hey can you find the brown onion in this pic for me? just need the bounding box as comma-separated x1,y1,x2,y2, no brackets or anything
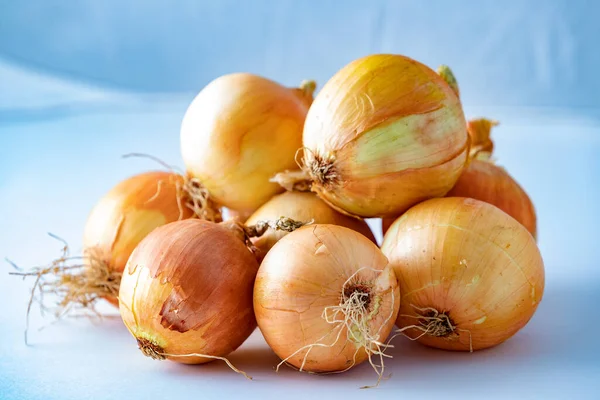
254,225,399,386
181,73,315,213
245,191,375,257
119,219,258,367
274,54,469,218
381,197,544,351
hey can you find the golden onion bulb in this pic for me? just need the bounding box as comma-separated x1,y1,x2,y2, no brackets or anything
119,219,258,364
287,54,469,218
381,197,544,351
245,191,375,257
181,73,315,213
254,225,399,382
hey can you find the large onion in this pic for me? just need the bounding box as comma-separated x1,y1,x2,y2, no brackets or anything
181,73,315,213
119,219,258,366
381,197,544,351
245,191,375,257
275,54,469,218
254,225,399,386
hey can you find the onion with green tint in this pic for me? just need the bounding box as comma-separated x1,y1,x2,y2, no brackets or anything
274,54,469,218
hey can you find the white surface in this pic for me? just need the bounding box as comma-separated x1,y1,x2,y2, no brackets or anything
1,63,600,399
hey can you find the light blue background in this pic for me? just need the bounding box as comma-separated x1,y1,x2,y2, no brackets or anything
1,1,599,399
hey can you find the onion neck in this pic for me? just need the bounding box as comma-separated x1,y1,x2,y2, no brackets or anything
292,80,317,108
437,65,460,98
271,170,313,192
467,118,499,159
220,217,310,260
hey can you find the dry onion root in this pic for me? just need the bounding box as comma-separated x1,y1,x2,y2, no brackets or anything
118,217,308,378
181,73,316,214
381,197,544,351
11,171,221,338
245,191,376,258
273,54,469,218
254,225,400,388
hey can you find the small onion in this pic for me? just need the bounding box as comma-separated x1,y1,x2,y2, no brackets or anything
119,219,258,367
245,191,375,257
274,54,469,218
181,73,315,213
381,197,544,351
254,225,399,385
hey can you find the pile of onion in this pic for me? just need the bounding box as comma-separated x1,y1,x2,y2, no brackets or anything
274,54,469,218
12,171,217,326
119,217,305,376
254,224,399,387
245,191,375,257
181,73,316,214
381,197,544,351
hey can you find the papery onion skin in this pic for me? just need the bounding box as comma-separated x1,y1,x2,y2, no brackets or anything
119,219,258,364
381,197,544,351
302,54,469,218
83,171,193,303
181,73,314,213
446,160,537,237
254,224,400,373
245,191,376,256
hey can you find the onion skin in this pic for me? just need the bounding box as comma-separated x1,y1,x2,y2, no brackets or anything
119,219,258,364
254,225,399,373
181,73,313,213
83,171,192,303
302,54,469,218
381,197,544,351
446,160,537,237
467,118,498,156
245,191,376,256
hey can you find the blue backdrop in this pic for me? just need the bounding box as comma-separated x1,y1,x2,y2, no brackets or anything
1,0,599,109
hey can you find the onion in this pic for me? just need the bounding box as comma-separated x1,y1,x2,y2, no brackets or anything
446,159,537,237
245,191,375,257
254,224,399,387
181,73,315,213
381,197,544,351
273,54,469,218
119,217,305,376
119,219,256,371
12,171,207,327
